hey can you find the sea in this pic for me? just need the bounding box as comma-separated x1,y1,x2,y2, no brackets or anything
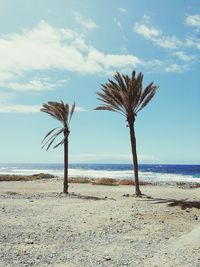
0,163,200,183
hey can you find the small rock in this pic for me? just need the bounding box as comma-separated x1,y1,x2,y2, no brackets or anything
104,256,111,261
193,215,198,220
25,238,34,244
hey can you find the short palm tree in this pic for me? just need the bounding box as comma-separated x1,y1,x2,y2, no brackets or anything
95,71,158,196
41,101,75,194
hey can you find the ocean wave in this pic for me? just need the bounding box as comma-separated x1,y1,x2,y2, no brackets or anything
0,167,199,183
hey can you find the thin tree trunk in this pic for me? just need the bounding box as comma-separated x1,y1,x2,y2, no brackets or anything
63,133,69,194
129,123,142,196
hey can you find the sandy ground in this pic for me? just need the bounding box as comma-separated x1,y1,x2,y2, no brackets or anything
0,178,199,267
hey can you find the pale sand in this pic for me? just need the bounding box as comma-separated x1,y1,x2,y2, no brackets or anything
0,178,199,267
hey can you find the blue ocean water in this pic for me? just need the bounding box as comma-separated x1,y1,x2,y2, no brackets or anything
0,163,200,183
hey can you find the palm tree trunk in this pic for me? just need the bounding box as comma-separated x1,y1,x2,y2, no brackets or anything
129,122,142,196
63,133,69,194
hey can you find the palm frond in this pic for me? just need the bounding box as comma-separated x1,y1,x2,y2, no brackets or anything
97,91,126,115
41,128,64,150
114,72,127,92
41,127,59,144
41,100,75,151
136,85,158,113
95,70,158,124
95,106,117,112
53,133,69,149
69,102,76,123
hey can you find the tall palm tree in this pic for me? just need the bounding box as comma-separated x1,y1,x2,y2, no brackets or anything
95,71,158,196
41,101,75,194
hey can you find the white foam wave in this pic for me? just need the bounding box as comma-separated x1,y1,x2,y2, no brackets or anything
68,169,200,183
0,167,199,183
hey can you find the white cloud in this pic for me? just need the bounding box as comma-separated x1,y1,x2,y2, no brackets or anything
175,51,195,62
0,104,41,113
114,18,128,43
154,36,181,49
145,59,162,67
3,77,69,91
133,23,160,38
74,12,97,30
143,14,151,23
75,106,87,112
165,63,187,73
185,38,200,50
0,91,16,102
87,48,141,72
0,104,86,113
115,19,122,30
185,14,200,27
133,22,182,49
119,8,127,14
0,20,142,90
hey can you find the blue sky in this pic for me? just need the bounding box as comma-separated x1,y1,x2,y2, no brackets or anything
0,0,199,164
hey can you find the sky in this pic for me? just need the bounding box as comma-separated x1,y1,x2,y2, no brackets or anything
0,0,199,164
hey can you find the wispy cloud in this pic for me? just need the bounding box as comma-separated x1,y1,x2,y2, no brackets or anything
165,63,187,73
143,14,151,23
185,14,200,28
2,77,69,91
0,104,86,113
133,23,160,38
134,14,200,53
0,104,41,113
0,92,16,102
0,20,142,91
133,22,182,49
174,51,196,62
154,36,182,49
74,12,97,30
185,37,200,50
118,8,127,14
114,18,123,30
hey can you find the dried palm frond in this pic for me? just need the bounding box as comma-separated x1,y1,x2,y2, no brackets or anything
41,101,75,150
95,71,158,124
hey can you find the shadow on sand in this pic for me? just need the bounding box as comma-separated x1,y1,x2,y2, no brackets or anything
143,196,200,210
69,192,116,201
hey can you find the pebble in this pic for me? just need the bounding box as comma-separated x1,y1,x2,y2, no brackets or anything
25,239,34,244
193,215,198,220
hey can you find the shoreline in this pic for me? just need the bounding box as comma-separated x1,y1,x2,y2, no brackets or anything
0,173,200,189
1,163,200,184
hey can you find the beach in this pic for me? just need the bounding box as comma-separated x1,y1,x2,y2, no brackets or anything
0,178,199,267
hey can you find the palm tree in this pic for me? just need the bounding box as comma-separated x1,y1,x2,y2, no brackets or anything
95,71,158,196
41,101,75,194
